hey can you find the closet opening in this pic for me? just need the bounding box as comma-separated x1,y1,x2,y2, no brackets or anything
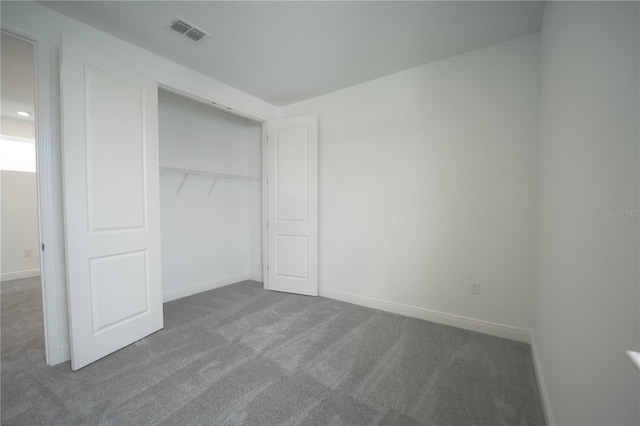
157,88,265,302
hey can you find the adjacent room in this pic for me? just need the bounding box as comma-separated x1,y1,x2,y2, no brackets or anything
0,31,46,413
1,1,638,425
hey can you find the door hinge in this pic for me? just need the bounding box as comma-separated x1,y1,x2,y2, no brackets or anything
41,243,45,251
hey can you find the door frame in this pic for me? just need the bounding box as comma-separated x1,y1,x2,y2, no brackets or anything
1,25,66,365
261,122,270,290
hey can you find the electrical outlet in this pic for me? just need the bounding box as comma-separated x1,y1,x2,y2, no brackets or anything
23,249,32,258
469,281,480,295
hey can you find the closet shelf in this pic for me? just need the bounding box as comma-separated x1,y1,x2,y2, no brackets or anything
159,166,261,195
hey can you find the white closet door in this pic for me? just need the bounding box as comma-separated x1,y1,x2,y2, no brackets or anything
61,36,163,370
266,116,318,296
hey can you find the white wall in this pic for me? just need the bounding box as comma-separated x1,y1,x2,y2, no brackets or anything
1,170,41,281
534,2,640,425
0,116,40,281
2,117,35,139
159,91,262,301
282,34,539,335
1,0,279,364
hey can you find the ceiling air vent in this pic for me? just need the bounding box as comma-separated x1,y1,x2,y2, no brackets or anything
169,17,209,42
185,27,207,42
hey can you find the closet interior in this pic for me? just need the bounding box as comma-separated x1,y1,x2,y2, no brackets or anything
158,89,263,301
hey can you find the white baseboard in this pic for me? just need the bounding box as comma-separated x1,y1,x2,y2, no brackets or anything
530,334,555,426
319,287,531,343
163,273,252,302
1,268,41,282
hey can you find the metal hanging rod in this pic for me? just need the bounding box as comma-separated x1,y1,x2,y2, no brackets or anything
159,166,261,195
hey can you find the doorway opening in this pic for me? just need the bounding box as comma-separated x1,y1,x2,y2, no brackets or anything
0,32,45,365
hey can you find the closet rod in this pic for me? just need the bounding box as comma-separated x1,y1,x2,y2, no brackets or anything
159,166,261,182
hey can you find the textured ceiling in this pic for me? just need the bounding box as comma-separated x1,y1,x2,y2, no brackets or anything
1,32,35,122
41,1,544,107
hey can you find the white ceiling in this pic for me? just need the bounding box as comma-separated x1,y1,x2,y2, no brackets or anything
41,1,544,107
1,32,35,122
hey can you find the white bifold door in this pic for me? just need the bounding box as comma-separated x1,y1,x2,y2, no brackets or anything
266,116,319,296
61,36,163,370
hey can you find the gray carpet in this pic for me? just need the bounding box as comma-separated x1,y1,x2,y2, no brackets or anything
1,277,545,425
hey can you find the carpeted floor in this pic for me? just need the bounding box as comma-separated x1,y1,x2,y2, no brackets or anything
1,277,545,425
